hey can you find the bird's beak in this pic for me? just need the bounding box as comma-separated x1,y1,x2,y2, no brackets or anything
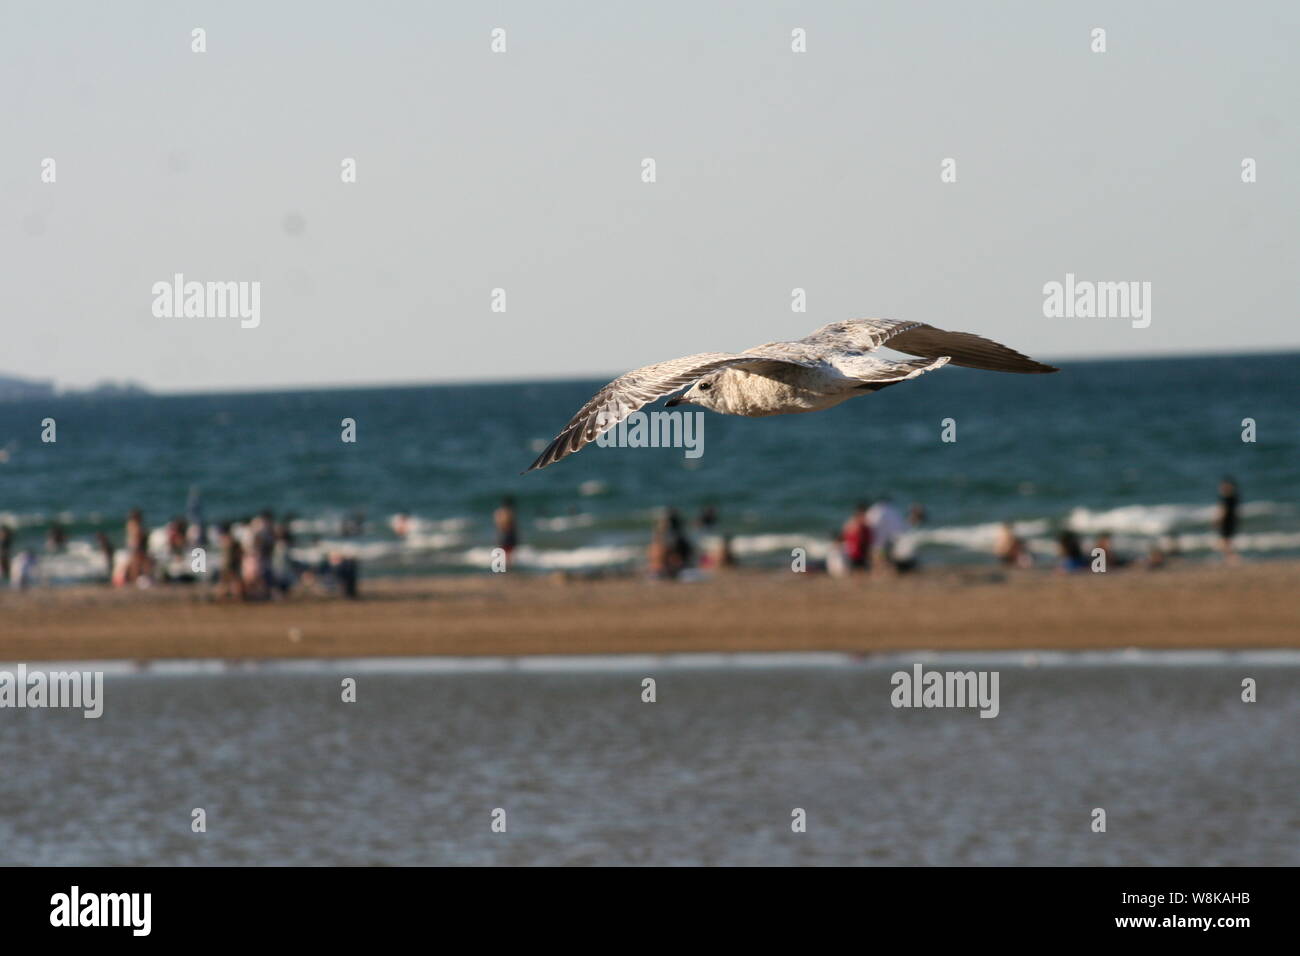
665,395,685,408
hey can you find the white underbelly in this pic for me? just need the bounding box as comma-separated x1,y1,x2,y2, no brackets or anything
724,368,856,416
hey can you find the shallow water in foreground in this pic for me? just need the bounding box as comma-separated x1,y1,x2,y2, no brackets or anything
2,659,1296,866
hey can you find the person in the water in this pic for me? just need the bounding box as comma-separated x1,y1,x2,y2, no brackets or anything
1216,476,1240,564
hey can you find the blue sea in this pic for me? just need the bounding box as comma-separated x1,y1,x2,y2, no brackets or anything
0,353,1295,582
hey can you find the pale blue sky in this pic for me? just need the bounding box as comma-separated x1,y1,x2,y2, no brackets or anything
3,1,1298,391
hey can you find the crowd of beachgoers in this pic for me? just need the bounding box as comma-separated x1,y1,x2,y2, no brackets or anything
0,478,1246,598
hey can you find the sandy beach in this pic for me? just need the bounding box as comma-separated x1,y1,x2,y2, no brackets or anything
1,561,1296,661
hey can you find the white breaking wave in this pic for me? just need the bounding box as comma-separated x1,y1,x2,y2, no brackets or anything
21,540,114,584
533,513,597,532
290,540,409,564
458,544,641,571
727,534,832,559
402,515,471,534
1156,530,1300,554
1065,501,1285,536
0,511,52,529
913,519,1052,552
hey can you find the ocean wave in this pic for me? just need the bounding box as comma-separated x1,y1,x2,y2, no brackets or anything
0,511,52,529
457,544,641,571
1065,501,1285,535
533,513,597,532
9,499,1299,584
727,533,832,559
21,540,113,583
914,520,1052,551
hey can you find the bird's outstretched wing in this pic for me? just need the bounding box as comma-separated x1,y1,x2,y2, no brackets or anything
526,349,819,472
830,354,951,387
801,318,1058,374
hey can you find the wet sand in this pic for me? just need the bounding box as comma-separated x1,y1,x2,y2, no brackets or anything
2,560,1296,661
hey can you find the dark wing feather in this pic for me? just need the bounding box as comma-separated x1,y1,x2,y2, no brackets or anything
802,318,1058,374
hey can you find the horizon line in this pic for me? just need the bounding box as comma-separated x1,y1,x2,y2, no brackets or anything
10,345,1298,399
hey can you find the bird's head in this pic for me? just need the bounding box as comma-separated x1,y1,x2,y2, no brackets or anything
665,373,725,411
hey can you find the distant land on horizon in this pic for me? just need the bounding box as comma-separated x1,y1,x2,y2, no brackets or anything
0,372,149,402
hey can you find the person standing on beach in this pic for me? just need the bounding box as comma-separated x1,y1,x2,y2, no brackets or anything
164,516,187,579
255,510,276,592
1216,477,1240,564
10,549,37,590
122,508,153,585
1093,533,1126,570
994,522,1032,568
217,524,245,600
1056,530,1087,572
697,504,718,534
95,532,115,582
186,486,208,550
125,508,146,553
666,509,693,574
494,496,519,569
696,503,722,567
271,520,297,594
648,508,693,579
0,525,12,582
892,503,927,573
840,502,872,572
46,521,66,553
867,497,906,574
238,514,273,599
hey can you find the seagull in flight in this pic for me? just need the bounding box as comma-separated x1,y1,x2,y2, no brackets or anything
526,318,1058,471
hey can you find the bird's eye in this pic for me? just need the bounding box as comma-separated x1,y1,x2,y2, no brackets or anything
699,382,711,391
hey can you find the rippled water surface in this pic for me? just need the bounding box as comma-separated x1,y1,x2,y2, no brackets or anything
2,660,1296,865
